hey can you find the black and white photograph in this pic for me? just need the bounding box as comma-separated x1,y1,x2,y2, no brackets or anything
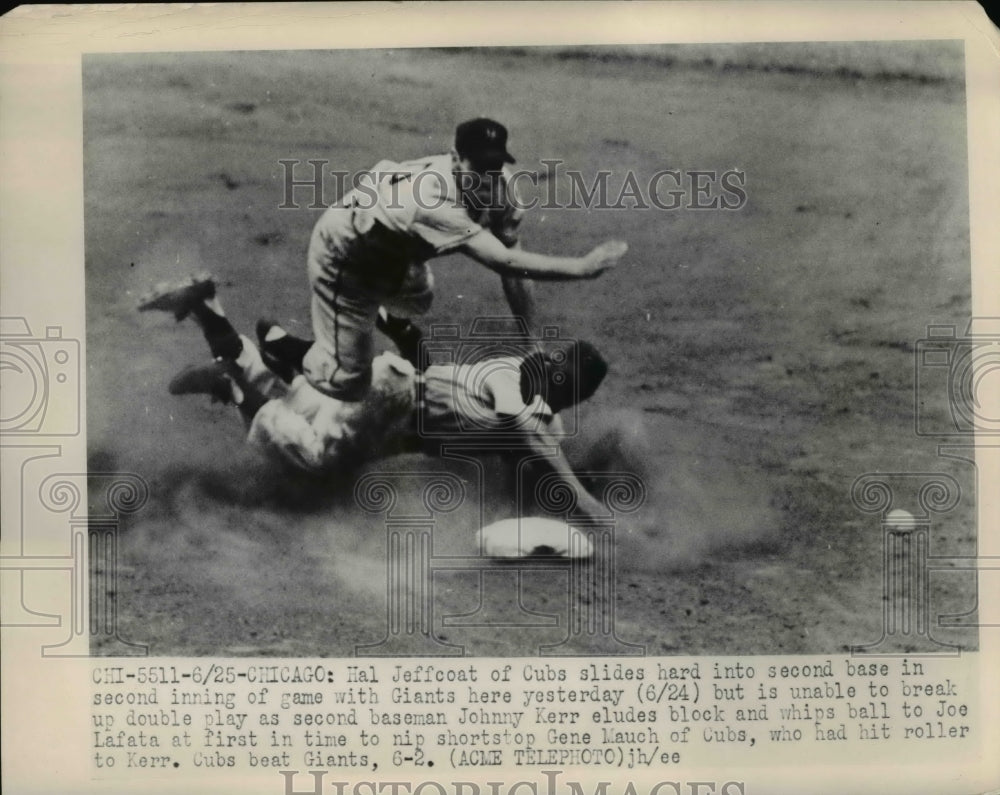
81,40,978,657
2,4,999,794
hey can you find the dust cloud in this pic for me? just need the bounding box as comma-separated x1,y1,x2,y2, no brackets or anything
564,410,783,570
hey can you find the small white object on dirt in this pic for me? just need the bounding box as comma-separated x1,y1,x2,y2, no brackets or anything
885,509,918,531
479,517,593,558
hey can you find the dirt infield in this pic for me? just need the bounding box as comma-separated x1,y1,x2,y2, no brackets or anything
84,43,976,657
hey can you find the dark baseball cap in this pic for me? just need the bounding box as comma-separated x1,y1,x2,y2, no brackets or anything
519,340,608,412
455,118,516,166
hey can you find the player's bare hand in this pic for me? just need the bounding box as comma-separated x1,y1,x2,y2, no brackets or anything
583,240,628,277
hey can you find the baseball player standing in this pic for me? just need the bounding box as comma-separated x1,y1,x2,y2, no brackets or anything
299,117,627,402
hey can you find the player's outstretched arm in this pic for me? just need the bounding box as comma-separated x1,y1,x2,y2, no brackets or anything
460,230,627,281
522,425,607,523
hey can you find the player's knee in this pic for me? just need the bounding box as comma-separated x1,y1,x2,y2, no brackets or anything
313,366,373,403
302,347,373,403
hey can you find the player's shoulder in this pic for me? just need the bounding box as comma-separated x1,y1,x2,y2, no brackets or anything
368,157,403,173
398,153,457,205
393,153,452,178
358,154,452,191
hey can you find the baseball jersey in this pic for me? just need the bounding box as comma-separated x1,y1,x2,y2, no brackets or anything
420,355,553,435
332,155,479,294
317,155,525,297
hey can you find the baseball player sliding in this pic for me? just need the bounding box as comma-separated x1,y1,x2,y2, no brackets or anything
138,278,610,523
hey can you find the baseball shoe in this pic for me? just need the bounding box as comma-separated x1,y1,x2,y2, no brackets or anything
376,310,423,367
256,318,304,383
168,359,239,404
137,272,216,321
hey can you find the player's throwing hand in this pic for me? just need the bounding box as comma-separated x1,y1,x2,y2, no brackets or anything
583,240,629,278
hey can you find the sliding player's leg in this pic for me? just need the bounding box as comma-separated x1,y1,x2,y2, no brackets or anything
137,273,243,360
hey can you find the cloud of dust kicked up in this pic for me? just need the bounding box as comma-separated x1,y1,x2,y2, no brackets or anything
114,405,782,650
562,409,784,571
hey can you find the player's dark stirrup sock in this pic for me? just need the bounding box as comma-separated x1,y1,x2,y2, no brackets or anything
255,320,311,382
376,311,423,367
191,303,244,360
263,335,311,371
233,378,268,423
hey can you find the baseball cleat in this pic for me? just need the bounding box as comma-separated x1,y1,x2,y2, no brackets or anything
255,318,286,348
376,311,423,367
256,318,304,383
137,272,216,320
168,359,238,404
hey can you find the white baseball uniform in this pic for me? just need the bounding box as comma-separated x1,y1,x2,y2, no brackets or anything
301,155,524,401
242,342,553,473
240,337,415,472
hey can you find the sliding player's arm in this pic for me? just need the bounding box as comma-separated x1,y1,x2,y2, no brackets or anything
518,421,605,523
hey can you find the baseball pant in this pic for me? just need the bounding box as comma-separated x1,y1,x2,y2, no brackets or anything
233,335,351,472
302,206,433,402
241,335,416,473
